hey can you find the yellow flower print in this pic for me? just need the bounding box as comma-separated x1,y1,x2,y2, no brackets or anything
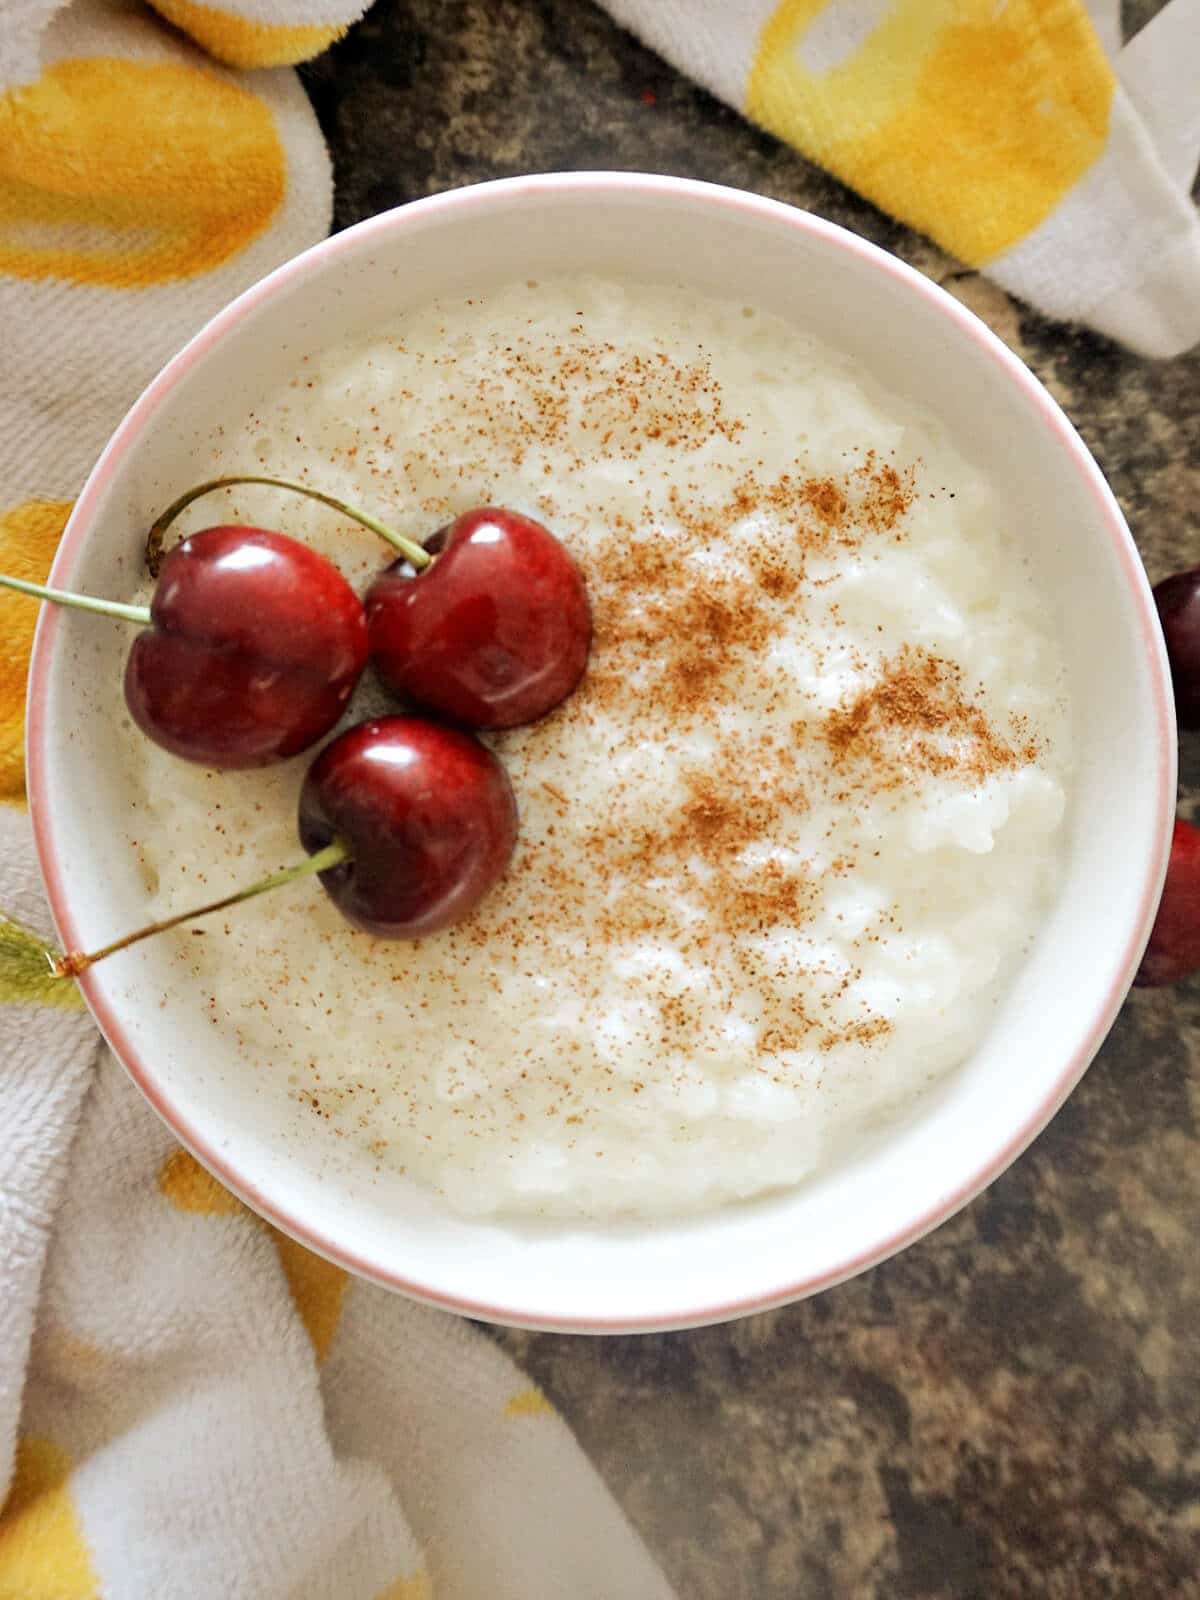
0,1436,99,1599
0,499,72,802
0,58,285,289
148,0,347,69
749,0,1113,265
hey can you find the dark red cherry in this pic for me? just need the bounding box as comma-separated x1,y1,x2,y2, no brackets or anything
124,525,368,768
54,716,518,976
1153,565,1200,729
298,716,517,937
365,507,591,729
1135,818,1200,987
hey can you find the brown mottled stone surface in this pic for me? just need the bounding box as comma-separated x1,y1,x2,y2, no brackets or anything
303,4,1199,1593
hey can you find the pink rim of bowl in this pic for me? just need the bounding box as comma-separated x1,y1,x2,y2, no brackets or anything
27,174,1176,1333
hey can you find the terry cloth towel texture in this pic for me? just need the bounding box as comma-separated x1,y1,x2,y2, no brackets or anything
604,0,1200,358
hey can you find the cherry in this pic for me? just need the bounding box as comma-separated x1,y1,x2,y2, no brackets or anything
365,507,592,730
298,716,517,936
148,481,592,731
1134,818,1200,987
1153,565,1200,729
53,716,518,975
0,524,368,770
126,526,367,767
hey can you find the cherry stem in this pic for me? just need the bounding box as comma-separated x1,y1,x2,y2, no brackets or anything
146,475,432,576
52,838,351,979
0,572,152,626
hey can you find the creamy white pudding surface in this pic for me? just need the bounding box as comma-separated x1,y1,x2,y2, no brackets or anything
124,277,1072,1218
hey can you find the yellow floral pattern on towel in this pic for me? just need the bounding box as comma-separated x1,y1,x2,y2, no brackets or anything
748,0,1114,265
0,500,72,802
0,58,286,289
0,1437,98,1600
147,0,348,68
372,1573,432,1600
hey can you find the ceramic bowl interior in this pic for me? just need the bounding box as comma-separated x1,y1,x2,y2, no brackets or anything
29,175,1174,1332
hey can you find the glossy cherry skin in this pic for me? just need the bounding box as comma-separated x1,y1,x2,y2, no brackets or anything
1135,818,1200,987
1153,565,1200,729
298,716,518,937
364,507,591,730
124,526,368,768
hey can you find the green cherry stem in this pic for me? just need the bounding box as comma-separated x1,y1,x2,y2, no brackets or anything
53,838,351,979
146,475,432,576
0,572,152,626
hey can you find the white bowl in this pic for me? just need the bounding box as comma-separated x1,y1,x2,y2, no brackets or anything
28,174,1175,1332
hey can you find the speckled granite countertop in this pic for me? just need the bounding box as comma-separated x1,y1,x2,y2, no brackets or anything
303,5,1199,1593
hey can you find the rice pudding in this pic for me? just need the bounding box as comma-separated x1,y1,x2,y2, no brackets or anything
122,276,1072,1219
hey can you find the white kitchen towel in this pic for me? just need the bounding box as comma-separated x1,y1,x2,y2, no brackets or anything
602,0,1200,358
0,3,675,1596
1,1035,674,1599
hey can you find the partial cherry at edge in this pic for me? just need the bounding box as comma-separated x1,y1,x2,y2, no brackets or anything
1153,565,1200,730
1135,817,1200,987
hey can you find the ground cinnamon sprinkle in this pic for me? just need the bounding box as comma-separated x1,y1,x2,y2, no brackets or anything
584,456,917,721
819,1016,892,1053
407,338,746,476
453,354,948,1075
820,645,1041,791
257,292,1059,1160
